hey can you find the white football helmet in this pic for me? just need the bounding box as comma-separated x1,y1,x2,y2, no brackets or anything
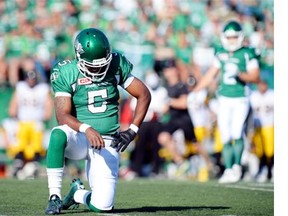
220,20,244,52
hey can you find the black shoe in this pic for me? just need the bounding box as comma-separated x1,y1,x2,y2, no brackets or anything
45,194,62,215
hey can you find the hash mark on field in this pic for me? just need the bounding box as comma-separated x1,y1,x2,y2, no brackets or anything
246,183,274,188
224,185,274,192
220,215,237,216
98,214,122,216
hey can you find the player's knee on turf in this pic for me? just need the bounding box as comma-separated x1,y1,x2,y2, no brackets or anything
86,193,114,213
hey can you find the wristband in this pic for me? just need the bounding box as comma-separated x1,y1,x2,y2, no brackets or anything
79,123,91,133
129,124,139,133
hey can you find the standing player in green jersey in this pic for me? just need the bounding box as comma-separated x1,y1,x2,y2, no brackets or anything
45,28,151,215
193,20,260,184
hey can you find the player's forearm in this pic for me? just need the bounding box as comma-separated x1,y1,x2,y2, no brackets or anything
131,89,151,127
193,66,218,92
56,112,83,131
193,76,213,92
237,69,260,83
54,96,84,132
125,77,151,127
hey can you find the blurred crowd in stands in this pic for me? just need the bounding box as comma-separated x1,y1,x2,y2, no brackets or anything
0,0,273,182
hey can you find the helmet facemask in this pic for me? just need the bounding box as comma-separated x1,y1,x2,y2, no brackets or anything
221,31,243,52
76,53,112,82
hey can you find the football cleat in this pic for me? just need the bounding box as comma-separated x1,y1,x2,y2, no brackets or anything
45,194,62,215
218,165,242,184
62,178,85,210
231,164,242,182
256,167,268,183
218,168,234,184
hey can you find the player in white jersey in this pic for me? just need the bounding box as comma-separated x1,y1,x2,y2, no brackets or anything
8,70,53,179
250,80,274,182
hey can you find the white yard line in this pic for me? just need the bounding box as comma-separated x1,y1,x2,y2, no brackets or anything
245,183,274,188
223,184,274,192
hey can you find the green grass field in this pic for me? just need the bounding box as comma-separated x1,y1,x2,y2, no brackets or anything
0,177,273,216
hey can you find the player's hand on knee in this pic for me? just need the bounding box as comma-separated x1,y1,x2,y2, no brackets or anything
86,128,105,150
111,129,136,152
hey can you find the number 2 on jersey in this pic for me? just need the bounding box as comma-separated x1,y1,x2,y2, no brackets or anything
223,62,238,85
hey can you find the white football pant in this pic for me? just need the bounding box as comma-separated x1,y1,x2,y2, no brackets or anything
217,96,250,144
56,124,119,210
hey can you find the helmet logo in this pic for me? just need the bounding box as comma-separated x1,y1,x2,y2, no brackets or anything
75,39,84,54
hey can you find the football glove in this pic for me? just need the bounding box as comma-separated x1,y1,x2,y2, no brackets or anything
111,128,137,152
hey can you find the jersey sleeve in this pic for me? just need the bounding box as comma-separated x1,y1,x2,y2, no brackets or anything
117,53,134,88
50,63,73,97
246,48,260,71
213,47,224,69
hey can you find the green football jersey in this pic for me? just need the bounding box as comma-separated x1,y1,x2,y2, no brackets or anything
215,46,259,98
50,52,133,135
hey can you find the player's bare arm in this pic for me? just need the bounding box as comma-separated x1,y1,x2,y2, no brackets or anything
125,77,151,127
237,67,260,83
55,96,104,149
111,77,151,152
193,66,219,92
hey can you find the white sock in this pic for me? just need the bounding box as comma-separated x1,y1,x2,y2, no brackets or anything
47,167,64,199
74,189,91,207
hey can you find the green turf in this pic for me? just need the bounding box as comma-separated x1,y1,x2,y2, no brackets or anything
0,177,273,216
